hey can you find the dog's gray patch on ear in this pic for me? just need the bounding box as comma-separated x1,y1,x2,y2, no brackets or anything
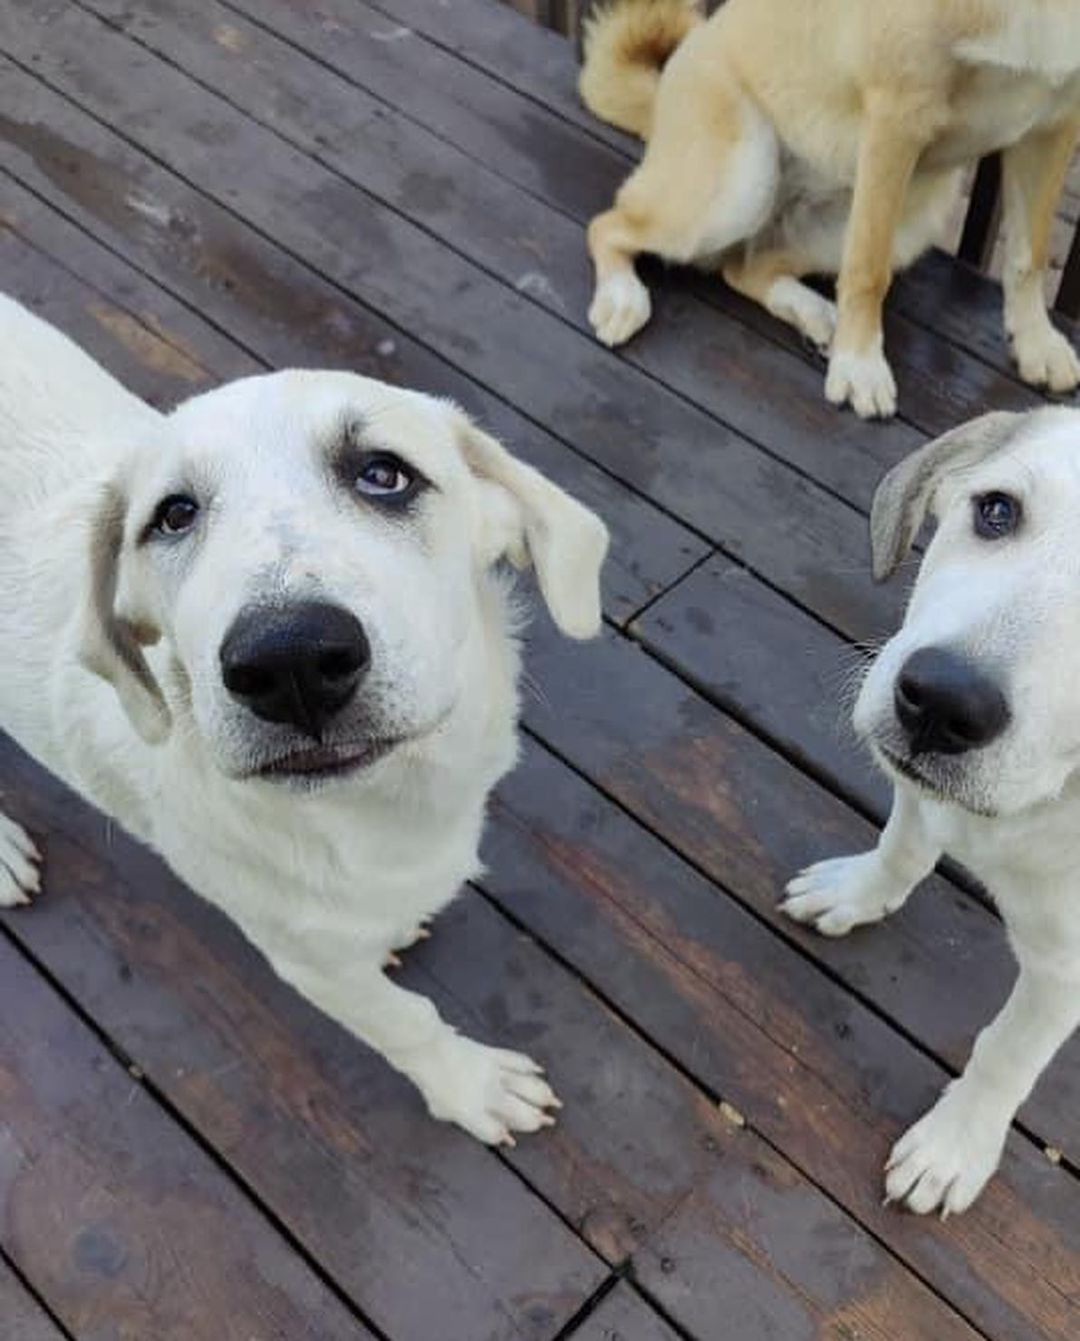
870,411,1023,581
78,482,171,743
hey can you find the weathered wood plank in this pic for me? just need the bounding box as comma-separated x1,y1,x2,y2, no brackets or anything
0,12,900,643
0,935,376,1341
364,0,1069,404
222,0,1047,441
633,553,894,817
0,737,604,1341
565,1283,680,1341
366,0,636,153
0,1261,67,1341
0,163,705,631
890,248,1080,386
84,0,926,514
518,617,1080,1166
130,0,1054,491
485,740,1080,1341
0,733,986,1341
0,225,219,406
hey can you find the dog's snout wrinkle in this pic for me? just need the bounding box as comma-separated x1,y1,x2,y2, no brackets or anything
895,647,1009,756
220,601,370,738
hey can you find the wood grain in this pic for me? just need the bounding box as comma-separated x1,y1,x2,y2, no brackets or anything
0,6,900,643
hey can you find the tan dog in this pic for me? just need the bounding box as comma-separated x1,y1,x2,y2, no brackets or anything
581,0,1080,418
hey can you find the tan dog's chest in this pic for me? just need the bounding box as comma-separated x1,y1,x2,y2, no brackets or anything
926,62,1080,168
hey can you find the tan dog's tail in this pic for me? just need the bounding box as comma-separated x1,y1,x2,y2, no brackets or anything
579,0,703,139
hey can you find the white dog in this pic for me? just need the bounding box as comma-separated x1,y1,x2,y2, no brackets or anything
784,406,1080,1215
0,295,608,1145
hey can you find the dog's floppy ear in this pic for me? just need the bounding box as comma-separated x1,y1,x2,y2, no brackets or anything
454,410,609,638
870,411,1023,582
76,482,171,743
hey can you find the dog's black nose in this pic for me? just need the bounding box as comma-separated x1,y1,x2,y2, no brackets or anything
894,647,1009,755
220,602,370,738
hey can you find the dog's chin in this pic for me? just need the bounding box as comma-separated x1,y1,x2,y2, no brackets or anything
869,740,1001,819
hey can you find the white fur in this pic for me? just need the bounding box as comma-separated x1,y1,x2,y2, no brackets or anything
0,295,608,1144
825,341,898,419
785,407,1080,1214
588,269,652,346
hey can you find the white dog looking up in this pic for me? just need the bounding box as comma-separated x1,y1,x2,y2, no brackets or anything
0,294,609,1145
785,407,1080,1215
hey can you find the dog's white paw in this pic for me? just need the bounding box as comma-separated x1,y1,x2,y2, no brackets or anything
782,852,905,936
588,272,651,347
410,1033,561,1145
767,277,837,352
0,814,41,908
825,347,897,418
383,917,433,968
885,1080,1008,1217
1012,323,1080,393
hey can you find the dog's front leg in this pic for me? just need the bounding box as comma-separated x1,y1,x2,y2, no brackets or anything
886,952,1080,1216
826,96,931,418
782,783,940,935
1001,115,1080,393
268,945,560,1146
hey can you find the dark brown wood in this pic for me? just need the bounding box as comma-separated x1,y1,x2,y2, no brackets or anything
485,741,1080,1341
518,616,1080,1166
565,1283,681,1340
0,158,707,628
0,1262,67,1341
0,7,902,644
0,933,375,1341
365,0,1075,405
0,737,604,1341
0,733,984,1341
2,2,1080,1337
135,0,1036,478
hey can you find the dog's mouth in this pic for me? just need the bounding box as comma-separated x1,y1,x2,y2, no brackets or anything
874,743,998,818
876,743,935,789
254,737,400,782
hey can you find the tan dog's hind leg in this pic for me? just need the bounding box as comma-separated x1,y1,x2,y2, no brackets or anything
587,57,779,348
723,248,837,352
1001,116,1080,393
827,97,932,418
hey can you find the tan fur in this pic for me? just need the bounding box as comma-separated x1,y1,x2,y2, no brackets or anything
579,0,703,138
581,0,1080,417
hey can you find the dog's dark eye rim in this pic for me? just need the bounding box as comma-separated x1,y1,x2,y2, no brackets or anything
973,491,1022,539
340,447,431,508
142,493,201,541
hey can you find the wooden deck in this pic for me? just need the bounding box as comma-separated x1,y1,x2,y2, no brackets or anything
1,1,1078,1337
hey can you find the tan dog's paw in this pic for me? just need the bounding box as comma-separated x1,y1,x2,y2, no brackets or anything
588,272,652,347
410,1033,561,1145
826,347,897,418
1012,324,1080,394
0,814,41,908
767,277,837,352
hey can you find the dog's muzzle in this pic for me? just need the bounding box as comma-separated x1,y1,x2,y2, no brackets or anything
893,646,1010,757
220,601,371,739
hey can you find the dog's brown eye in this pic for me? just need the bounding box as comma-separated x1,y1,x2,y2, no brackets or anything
974,492,1021,539
354,452,417,500
152,494,200,536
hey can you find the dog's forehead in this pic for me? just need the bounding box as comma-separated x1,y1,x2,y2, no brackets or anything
165,370,464,478
969,409,1080,492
